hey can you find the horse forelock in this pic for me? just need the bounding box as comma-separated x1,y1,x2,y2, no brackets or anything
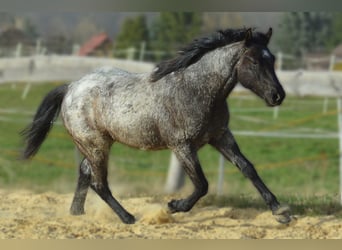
150,27,270,82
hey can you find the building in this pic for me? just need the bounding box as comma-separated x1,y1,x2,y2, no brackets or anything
78,33,112,57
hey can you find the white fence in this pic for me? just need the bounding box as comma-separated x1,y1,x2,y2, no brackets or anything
0,55,155,84
2,55,342,97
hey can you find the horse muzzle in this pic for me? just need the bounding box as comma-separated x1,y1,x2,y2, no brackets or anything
265,88,286,107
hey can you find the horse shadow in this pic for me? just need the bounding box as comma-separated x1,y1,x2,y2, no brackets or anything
196,194,342,219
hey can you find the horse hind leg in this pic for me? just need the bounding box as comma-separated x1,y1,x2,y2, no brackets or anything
72,135,135,224
81,138,135,224
70,158,91,215
89,153,135,224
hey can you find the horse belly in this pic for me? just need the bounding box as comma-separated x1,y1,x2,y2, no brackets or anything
109,117,166,150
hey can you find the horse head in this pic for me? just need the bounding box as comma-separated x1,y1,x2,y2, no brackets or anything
236,28,285,106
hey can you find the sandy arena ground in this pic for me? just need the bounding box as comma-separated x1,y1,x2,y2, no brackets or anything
0,189,342,239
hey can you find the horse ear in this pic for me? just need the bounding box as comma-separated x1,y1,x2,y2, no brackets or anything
244,28,253,45
265,27,272,44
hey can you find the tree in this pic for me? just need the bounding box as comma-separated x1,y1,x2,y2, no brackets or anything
45,34,73,54
326,13,342,50
22,18,39,41
151,12,202,60
276,12,332,56
114,15,149,59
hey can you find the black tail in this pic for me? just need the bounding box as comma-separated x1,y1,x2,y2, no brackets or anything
21,84,68,159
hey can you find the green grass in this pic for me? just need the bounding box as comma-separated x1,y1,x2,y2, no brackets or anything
0,82,340,216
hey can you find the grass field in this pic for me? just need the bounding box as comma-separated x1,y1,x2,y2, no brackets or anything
0,81,341,215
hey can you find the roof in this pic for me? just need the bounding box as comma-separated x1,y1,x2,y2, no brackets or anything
78,33,111,56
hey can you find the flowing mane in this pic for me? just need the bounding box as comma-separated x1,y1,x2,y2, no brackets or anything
150,27,270,82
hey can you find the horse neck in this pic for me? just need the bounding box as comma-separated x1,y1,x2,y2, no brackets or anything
184,42,244,99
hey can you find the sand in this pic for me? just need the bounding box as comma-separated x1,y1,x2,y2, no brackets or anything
0,189,342,239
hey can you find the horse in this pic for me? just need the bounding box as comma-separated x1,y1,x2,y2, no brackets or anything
21,27,292,224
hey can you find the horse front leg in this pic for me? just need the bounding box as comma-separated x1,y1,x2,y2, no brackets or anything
210,130,292,224
168,144,208,213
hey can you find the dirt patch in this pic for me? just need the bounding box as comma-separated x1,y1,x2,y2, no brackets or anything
0,189,342,239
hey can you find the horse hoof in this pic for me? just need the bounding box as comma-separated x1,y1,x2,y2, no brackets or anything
70,207,85,216
273,205,292,224
167,199,179,213
122,213,136,224
167,199,190,213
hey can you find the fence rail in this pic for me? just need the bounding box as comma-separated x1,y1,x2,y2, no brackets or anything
0,55,154,84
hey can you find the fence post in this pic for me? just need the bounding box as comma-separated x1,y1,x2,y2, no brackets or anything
277,51,283,71
273,51,282,120
15,43,22,57
329,55,336,71
164,152,185,193
337,98,342,205
139,41,146,61
273,106,279,120
126,47,136,60
21,82,32,100
21,59,35,100
35,38,41,55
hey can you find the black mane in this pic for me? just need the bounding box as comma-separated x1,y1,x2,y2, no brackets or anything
150,27,269,82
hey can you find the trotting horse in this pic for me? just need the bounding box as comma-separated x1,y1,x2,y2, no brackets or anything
21,27,292,224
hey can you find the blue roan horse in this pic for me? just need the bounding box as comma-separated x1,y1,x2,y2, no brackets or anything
22,27,292,224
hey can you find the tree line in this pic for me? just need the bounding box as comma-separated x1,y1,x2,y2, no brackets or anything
275,12,342,56
116,12,342,62
1,12,342,62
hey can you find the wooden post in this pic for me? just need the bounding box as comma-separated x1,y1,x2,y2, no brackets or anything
337,98,342,205
15,43,22,57
273,106,279,120
126,47,136,60
329,55,336,71
277,51,283,71
35,38,41,55
139,41,146,61
164,152,185,193
21,82,32,100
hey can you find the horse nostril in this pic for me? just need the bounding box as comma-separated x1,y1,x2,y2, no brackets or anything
272,93,282,103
